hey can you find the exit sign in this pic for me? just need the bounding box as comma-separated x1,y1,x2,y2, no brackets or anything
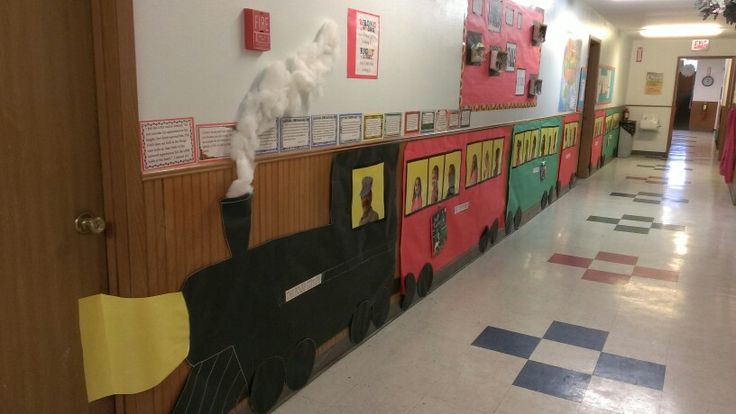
691,39,710,51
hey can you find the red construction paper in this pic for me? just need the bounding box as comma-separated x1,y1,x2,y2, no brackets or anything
399,126,512,293
590,110,605,168
460,0,544,110
558,113,581,187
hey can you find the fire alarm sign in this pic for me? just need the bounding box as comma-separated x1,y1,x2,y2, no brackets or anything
244,9,270,51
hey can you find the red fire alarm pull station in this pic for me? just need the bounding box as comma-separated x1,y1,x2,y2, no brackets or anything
244,8,270,51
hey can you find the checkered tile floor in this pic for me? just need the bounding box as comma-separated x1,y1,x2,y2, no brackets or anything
472,322,666,402
636,164,693,171
587,214,686,234
625,175,691,185
548,250,679,285
610,191,689,204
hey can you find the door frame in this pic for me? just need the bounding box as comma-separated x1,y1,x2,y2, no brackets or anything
666,55,736,154
576,36,602,178
89,1,146,412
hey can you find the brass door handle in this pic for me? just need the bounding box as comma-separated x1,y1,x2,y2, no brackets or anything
75,212,107,235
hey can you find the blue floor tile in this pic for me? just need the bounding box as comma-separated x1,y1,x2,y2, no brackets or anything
543,321,609,351
513,360,592,402
471,326,541,359
593,352,666,390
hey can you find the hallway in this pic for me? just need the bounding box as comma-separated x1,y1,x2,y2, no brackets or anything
275,130,736,414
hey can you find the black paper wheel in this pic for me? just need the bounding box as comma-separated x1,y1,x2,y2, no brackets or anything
513,207,522,230
349,300,372,344
401,274,417,311
549,185,555,203
417,264,434,297
541,191,548,209
478,226,490,253
249,357,285,414
490,219,499,245
505,212,514,235
286,338,316,391
371,282,391,328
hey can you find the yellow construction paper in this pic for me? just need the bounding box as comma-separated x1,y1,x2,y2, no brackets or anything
78,292,190,401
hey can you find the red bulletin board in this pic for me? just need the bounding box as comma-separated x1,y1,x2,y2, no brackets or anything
460,0,544,110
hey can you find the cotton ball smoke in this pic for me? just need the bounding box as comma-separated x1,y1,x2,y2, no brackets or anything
227,20,339,198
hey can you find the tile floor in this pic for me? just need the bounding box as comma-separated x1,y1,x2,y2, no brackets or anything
274,131,736,414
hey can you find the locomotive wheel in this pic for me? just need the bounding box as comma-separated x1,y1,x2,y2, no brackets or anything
478,226,490,253
600,155,605,167
569,173,576,189
556,180,562,198
249,357,286,414
371,282,391,328
401,274,417,311
286,338,316,391
541,191,548,209
490,219,499,245
349,300,372,344
417,264,434,297
549,185,555,204
513,207,522,230
505,212,514,235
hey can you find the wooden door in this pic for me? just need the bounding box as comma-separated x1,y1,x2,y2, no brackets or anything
577,37,601,178
0,1,114,413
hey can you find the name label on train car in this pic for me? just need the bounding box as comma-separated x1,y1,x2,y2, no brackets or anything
285,274,323,302
454,202,470,214
565,153,571,159
532,167,540,173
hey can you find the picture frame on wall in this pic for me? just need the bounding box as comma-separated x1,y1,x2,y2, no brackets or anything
506,42,517,72
505,8,514,26
488,0,502,33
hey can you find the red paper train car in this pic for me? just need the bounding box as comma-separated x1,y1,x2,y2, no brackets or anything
557,113,582,195
398,126,511,308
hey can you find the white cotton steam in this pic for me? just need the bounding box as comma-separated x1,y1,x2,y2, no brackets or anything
227,20,339,198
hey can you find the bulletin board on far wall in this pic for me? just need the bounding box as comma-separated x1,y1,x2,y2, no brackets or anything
460,0,545,111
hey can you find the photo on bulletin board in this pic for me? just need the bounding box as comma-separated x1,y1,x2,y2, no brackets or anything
493,139,504,176
352,163,385,229
481,140,495,181
431,208,448,257
597,65,615,104
443,151,461,198
517,12,522,29
512,133,523,167
488,0,502,33
465,142,482,188
427,155,445,205
505,7,515,26
506,43,517,71
405,158,429,215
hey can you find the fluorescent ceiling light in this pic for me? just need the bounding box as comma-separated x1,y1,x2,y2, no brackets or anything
640,24,723,38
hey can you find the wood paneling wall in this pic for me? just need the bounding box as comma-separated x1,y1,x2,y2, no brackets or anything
125,153,335,412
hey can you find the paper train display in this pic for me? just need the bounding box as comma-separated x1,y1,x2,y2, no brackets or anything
78,113,622,413
590,109,607,172
602,108,622,166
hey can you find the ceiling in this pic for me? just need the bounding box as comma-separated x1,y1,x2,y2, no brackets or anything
581,0,734,32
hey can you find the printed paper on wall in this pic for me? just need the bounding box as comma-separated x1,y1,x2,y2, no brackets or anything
348,9,380,79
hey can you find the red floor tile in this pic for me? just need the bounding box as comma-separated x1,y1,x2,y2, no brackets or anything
582,269,631,285
632,266,679,282
595,251,638,266
548,254,593,268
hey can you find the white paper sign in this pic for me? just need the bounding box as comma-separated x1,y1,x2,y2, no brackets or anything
310,115,338,147
339,113,362,144
405,112,420,133
197,123,234,161
257,121,279,154
140,118,196,171
435,110,448,132
384,113,402,137
353,11,380,77
461,110,471,127
280,117,311,151
516,69,527,96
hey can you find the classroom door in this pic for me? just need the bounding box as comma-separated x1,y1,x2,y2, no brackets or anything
577,37,601,178
0,1,114,413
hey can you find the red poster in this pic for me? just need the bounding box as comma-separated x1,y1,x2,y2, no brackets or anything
347,9,380,79
460,0,545,110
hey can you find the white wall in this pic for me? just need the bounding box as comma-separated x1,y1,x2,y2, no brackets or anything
133,0,630,129
625,37,736,152
692,58,726,102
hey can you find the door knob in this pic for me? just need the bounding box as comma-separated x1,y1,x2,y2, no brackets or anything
75,212,107,235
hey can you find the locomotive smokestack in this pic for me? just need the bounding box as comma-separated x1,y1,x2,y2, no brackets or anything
220,194,252,257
